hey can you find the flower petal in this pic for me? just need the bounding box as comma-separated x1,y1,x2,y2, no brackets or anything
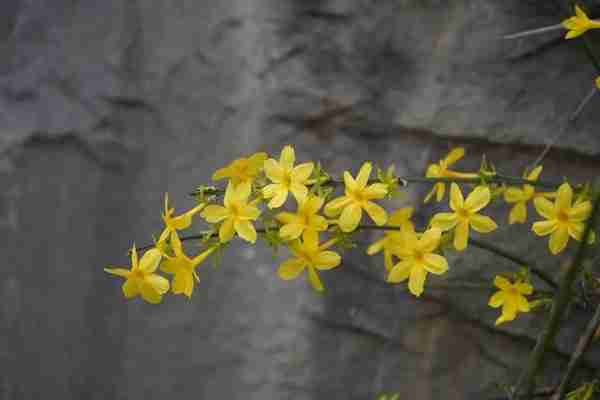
508,202,527,225
268,187,289,209
324,196,351,217
444,148,465,165
435,183,445,202
308,215,328,232
122,278,140,298
314,251,341,270
367,238,385,255
202,205,229,223
504,187,525,203
223,181,235,208
139,281,163,304
139,248,162,273
276,212,296,225
355,162,372,188
532,220,557,236
291,162,314,182
234,220,257,243
533,197,555,220
423,254,448,275
364,201,387,226
430,212,458,231
568,201,592,222
517,296,530,312
290,182,308,204
235,182,252,202
418,228,441,253
303,195,324,214
389,207,414,226
279,145,295,169
488,291,505,308
339,203,362,232
516,282,533,295
469,214,498,233
307,266,324,292
219,218,235,242
278,258,306,280
238,204,261,220
172,272,194,298
105,267,131,278
454,220,470,251
363,183,388,199
464,185,491,213
343,171,357,192
449,183,464,211
527,166,543,181
494,276,511,290
264,159,284,183
496,300,517,325
549,225,569,255
387,260,413,283
567,222,584,241
280,223,304,241
556,183,573,211
408,265,427,297
212,166,231,181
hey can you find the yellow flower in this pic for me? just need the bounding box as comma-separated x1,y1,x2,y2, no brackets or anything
104,245,170,304
424,148,478,203
160,232,215,298
275,195,328,241
532,182,594,255
430,183,498,251
201,182,261,243
488,276,532,325
504,166,554,224
367,207,415,271
157,193,205,247
212,152,268,186
262,145,314,209
596,76,600,90
324,162,388,232
386,227,448,297
277,234,341,292
562,5,600,39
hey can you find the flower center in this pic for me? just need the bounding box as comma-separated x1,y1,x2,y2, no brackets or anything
556,209,569,223
229,204,240,218
282,172,292,188
413,250,425,263
131,269,145,279
348,190,365,204
457,208,471,220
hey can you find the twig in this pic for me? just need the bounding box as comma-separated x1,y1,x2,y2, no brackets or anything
551,303,600,400
469,238,558,290
503,24,564,40
512,190,600,399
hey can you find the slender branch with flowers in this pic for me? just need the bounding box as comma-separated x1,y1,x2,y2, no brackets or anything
106,144,598,397
104,4,600,398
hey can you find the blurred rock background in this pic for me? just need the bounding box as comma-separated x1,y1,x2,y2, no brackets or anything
2,0,600,399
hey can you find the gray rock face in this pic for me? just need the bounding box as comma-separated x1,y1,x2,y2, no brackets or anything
1,0,600,399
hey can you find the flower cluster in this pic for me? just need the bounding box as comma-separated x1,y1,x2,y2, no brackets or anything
106,146,597,327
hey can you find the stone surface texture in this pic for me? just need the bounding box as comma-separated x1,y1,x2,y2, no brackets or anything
1,0,600,399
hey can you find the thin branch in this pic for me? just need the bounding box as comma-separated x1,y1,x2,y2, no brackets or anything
512,191,600,399
551,303,600,400
469,238,558,290
189,174,564,197
503,24,564,40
